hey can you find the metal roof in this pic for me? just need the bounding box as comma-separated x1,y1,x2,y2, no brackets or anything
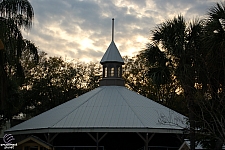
100,41,124,64
6,86,187,135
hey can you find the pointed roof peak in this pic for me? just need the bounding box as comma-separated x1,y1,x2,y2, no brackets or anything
100,18,124,64
100,40,124,64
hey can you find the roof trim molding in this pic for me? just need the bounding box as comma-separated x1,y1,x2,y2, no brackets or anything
6,127,185,135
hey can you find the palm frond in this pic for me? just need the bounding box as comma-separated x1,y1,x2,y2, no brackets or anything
0,0,34,29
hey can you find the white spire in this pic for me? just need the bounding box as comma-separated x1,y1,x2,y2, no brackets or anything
100,18,124,64
112,18,114,41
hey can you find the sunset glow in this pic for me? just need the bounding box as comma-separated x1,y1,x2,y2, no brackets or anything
23,0,219,63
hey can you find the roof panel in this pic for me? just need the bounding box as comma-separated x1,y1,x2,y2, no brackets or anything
6,86,187,134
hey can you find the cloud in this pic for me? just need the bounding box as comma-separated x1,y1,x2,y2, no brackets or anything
22,0,219,63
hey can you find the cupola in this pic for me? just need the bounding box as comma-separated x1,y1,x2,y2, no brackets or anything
99,18,125,86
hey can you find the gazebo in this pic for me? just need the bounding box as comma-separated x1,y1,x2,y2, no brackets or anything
5,19,187,150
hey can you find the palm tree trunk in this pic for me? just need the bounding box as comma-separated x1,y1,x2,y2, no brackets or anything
184,85,196,150
189,100,195,150
0,50,7,112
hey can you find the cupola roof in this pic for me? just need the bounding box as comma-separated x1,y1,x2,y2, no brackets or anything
100,41,124,64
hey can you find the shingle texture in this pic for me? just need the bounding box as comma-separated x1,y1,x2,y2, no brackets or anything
6,86,186,134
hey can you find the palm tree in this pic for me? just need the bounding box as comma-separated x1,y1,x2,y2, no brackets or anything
0,0,34,29
0,0,38,121
203,2,225,99
199,2,225,148
141,15,204,150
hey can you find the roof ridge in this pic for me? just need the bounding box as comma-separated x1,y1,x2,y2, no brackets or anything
51,87,105,127
116,87,146,127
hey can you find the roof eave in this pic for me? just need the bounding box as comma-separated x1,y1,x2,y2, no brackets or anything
100,61,124,65
5,127,186,135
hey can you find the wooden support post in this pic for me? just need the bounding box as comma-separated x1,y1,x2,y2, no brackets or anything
44,133,58,144
48,133,50,144
137,133,155,150
43,133,50,143
176,134,183,143
145,133,148,150
49,133,58,143
87,133,107,150
96,133,99,150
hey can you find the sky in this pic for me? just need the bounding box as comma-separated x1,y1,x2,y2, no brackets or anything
23,0,219,63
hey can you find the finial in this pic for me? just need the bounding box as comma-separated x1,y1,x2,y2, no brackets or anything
112,18,114,41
